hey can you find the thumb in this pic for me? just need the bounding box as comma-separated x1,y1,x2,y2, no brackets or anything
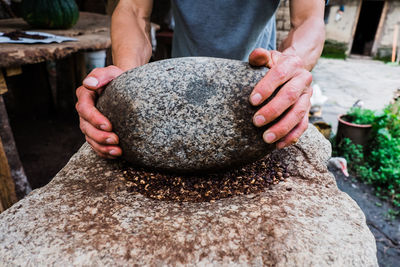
83,65,124,91
249,48,283,69
249,48,271,67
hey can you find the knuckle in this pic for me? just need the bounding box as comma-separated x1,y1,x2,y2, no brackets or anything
86,137,107,154
75,102,83,114
308,86,313,97
278,125,292,138
87,107,98,122
292,56,303,67
94,135,106,145
267,105,280,118
107,65,120,72
85,136,91,144
295,108,307,120
286,86,299,103
273,67,287,81
294,127,307,141
304,71,313,85
79,120,85,132
76,86,83,97
88,67,106,79
90,67,102,75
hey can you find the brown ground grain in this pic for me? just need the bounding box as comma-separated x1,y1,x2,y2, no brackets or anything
122,154,288,202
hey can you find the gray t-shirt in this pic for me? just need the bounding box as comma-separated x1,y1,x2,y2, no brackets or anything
171,0,280,61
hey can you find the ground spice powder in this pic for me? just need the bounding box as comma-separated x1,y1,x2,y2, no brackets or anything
122,154,288,202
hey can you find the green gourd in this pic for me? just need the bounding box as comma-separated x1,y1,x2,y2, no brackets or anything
21,0,79,29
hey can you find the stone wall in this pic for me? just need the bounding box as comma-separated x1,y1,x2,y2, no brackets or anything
276,0,291,48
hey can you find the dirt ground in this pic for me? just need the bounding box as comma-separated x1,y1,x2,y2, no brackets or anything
330,168,400,267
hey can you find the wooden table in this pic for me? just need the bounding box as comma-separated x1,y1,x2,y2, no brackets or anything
0,12,111,68
0,12,111,211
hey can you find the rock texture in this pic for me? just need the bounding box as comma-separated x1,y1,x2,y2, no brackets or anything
97,57,274,173
0,126,378,266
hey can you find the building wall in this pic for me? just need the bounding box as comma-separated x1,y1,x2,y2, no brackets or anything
375,0,400,57
324,0,400,57
325,0,360,46
275,0,361,53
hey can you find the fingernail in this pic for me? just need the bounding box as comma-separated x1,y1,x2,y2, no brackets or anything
83,77,99,87
106,138,115,144
250,93,262,105
109,149,119,156
253,115,266,126
100,124,108,130
263,131,276,143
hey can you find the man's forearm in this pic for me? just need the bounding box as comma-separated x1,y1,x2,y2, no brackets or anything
111,0,153,71
279,0,325,71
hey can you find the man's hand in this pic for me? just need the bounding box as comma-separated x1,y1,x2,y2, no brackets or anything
76,66,124,158
248,47,313,149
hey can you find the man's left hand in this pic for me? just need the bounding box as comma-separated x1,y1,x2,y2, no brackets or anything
248,47,313,149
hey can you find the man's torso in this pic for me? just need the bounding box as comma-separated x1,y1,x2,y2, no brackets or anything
171,0,280,61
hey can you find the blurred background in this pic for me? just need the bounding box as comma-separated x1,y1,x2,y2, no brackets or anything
0,1,399,265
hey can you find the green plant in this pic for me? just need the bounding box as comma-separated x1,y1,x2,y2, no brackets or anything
386,209,400,221
344,107,376,125
332,102,400,214
321,40,347,59
334,137,365,171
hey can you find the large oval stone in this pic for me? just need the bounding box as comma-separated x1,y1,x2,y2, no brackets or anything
97,57,274,173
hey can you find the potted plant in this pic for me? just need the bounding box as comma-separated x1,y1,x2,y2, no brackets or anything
333,102,400,213
336,107,375,147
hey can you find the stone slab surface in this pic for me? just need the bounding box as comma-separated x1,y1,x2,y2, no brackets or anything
97,57,274,173
0,126,378,266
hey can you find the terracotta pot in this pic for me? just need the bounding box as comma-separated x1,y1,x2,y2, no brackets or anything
336,114,372,147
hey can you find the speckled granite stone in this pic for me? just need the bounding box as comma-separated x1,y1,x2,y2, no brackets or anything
97,57,274,173
0,126,378,266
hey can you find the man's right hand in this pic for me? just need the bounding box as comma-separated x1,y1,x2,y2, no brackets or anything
76,65,124,159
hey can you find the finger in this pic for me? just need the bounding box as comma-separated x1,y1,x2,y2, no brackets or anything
80,118,119,145
85,136,122,158
248,48,281,68
261,92,311,144
76,85,96,101
86,136,115,159
82,65,124,90
249,54,304,106
76,86,113,131
249,48,271,67
276,113,309,149
253,71,312,127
